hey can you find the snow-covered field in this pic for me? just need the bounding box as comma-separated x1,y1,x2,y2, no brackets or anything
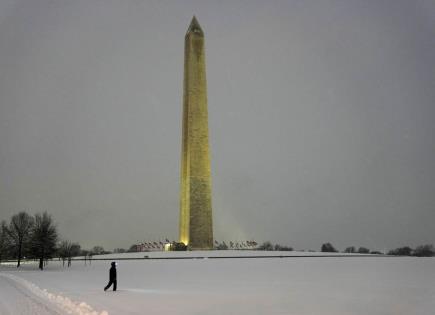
1,251,434,315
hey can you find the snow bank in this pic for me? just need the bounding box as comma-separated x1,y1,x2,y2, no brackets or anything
1,273,109,315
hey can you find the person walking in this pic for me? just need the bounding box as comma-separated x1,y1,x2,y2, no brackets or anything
104,261,117,291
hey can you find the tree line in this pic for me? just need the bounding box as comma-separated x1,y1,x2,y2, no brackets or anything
0,211,91,270
0,211,58,270
0,212,124,271
253,241,434,256
320,242,434,256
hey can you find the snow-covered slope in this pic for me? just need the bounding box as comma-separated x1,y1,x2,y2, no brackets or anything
86,249,372,259
1,251,434,315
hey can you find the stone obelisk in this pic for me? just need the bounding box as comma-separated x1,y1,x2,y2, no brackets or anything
179,16,213,250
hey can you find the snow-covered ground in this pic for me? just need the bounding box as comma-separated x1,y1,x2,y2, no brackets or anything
1,251,434,315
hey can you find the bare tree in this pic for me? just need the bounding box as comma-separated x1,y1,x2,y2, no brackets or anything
58,240,81,267
357,247,370,254
321,243,338,253
58,240,72,267
388,246,412,256
258,241,274,251
413,244,434,257
5,212,34,267
30,212,58,270
69,243,81,267
344,246,356,253
0,220,10,263
91,245,105,255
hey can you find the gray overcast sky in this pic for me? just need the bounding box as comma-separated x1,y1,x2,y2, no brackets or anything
0,0,434,251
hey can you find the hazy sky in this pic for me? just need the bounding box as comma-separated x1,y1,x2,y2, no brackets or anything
0,0,434,251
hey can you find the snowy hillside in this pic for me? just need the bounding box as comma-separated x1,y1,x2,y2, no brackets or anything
80,249,373,259
1,251,434,315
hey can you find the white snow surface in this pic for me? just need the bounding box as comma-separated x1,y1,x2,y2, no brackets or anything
1,250,434,315
0,273,107,315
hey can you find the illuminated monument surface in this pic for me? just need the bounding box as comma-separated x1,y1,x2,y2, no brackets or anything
179,17,213,250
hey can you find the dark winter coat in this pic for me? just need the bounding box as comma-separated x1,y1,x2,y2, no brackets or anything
109,266,117,281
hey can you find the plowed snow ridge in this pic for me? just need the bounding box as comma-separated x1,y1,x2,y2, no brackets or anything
0,273,108,315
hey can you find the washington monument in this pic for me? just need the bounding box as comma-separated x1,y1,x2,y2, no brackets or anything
179,16,213,250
